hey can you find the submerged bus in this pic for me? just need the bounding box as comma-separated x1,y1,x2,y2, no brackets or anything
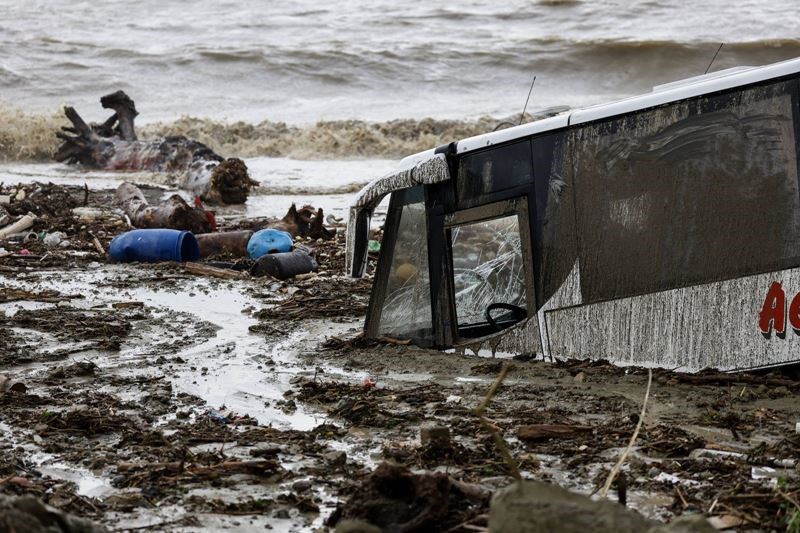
346,57,800,371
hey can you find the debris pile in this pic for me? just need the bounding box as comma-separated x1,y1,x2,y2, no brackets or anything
55,90,258,204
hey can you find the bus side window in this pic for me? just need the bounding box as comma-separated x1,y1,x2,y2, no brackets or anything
450,214,527,339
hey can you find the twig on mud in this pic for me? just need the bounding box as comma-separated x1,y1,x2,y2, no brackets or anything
599,367,652,499
443,515,489,533
113,517,194,531
88,231,104,254
777,487,800,514
708,496,719,514
674,485,689,509
474,364,521,481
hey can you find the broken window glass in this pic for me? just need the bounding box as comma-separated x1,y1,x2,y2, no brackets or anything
378,188,433,339
450,214,527,336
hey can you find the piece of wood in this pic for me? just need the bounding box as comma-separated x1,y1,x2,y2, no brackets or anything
100,90,138,141
271,204,337,239
184,262,248,280
115,182,211,234
90,234,104,255
517,424,593,442
0,213,36,240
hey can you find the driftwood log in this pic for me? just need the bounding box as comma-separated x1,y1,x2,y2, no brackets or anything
115,182,212,234
55,91,257,204
272,204,336,240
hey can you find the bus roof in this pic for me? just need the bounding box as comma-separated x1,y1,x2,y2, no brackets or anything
453,55,800,156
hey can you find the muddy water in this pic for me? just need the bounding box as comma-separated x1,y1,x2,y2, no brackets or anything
2,266,351,430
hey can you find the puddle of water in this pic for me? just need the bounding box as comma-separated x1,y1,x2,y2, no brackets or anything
2,423,116,498
34,458,115,497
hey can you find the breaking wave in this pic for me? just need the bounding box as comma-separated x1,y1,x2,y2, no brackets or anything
0,103,532,163
0,103,65,162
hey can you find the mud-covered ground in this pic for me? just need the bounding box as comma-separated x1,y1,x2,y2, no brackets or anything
1,183,799,532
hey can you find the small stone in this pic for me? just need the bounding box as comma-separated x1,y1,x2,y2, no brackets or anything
292,479,312,492
769,386,790,398
648,467,661,478
335,520,382,533
796,422,800,434
573,372,586,383
250,444,281,458
323,450,347,466
420,423,451,449
273,508,291,519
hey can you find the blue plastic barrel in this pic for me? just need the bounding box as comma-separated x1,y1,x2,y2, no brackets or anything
247,229,293,259
109,229,200,263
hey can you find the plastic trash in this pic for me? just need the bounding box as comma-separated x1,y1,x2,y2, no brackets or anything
43,232,66,247
247,229,293,259
208,410,230,424
72,207,122,224
108,229,200,263
368,239,381,253
196,230,253,258
251,248,318,279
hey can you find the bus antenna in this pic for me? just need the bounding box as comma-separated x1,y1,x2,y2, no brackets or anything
704,43,724,75
519,75,537,125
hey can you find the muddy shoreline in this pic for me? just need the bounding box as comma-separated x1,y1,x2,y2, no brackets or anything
1,182,799,532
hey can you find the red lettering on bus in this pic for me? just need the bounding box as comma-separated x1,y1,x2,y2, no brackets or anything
789,291,800,333
759,281,786,336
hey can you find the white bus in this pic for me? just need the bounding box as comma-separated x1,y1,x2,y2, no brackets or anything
347,57,800,372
